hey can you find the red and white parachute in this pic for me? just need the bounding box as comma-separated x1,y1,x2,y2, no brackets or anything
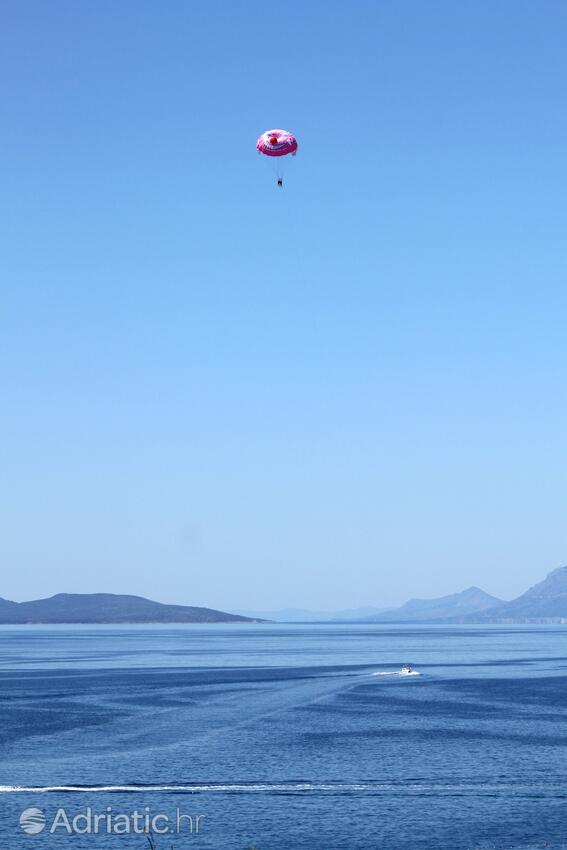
256,128,298,186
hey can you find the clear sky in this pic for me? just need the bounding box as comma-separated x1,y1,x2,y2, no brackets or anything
1,1,566,609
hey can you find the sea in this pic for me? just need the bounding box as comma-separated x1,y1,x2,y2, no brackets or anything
1,623,567,850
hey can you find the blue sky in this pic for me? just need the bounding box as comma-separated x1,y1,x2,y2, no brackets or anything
1,1,566,609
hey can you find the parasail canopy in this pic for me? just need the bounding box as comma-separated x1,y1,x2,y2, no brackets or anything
256,129,298,158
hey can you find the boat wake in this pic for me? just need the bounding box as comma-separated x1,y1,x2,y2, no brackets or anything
371,670,421,677
0,780,561,796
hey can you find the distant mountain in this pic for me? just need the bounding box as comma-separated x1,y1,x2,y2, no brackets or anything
8,566,567,625
480,566,567,621
360,586,504,623
233,590,504,624
0,593,264,624
232,606,389,622
0,597,20,615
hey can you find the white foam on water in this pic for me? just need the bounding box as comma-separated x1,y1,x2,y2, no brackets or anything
371,670,421,676
0,781,558,794
0,783,376,793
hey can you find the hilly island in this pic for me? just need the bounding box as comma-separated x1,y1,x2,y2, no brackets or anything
0,593,263,624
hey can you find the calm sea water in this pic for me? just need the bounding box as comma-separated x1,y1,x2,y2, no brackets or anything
1,624,567,850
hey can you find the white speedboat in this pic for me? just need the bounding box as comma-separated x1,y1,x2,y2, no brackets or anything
371,664,421,677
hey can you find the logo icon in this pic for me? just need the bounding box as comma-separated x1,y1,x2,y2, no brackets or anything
20,808,46,835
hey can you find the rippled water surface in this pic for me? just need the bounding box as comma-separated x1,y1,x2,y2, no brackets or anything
1,624,567,849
